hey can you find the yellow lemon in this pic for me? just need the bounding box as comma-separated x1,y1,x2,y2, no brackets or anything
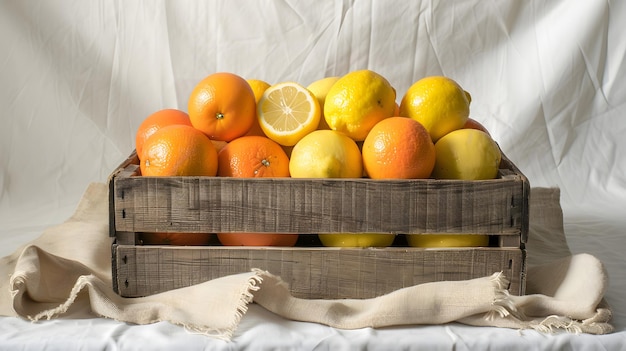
289,130,362,178
319,233,395,248
406,234,489,248
431,129,502,180
399,76,470,142
246,79,271,102
257,82,321,146
324,70,396,141
464,90,472,104
246,79,272,137
307,76,340,130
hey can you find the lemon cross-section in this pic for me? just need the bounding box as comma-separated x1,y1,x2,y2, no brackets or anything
257,82,321,146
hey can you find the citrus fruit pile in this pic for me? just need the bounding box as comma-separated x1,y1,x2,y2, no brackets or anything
134,70,502,248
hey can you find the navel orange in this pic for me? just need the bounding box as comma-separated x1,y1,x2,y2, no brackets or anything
188,72,256,141
135,109,192,159
140,124,218,177
217,135,290,178
217,232,299,247
140,232,214,246
463,118,491,135
362,117,435,179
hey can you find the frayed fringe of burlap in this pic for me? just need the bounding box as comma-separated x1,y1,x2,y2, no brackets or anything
182,270,265,341
484,272,526,322
526,308,614,335
9,272,88,322
482,272,614,335
9,270,268,341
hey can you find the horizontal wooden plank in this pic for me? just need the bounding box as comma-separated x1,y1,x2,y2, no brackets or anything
113,245,526,299
111,169,528,238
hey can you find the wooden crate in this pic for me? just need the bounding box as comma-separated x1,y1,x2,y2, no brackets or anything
109,151,529,299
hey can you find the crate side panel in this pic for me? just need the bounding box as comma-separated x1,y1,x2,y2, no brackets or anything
114,246,525,298
113,177,526,236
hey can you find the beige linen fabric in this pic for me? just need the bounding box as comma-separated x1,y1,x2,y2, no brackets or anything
0,183,613,340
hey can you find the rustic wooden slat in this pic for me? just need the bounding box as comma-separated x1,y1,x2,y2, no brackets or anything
498,234,521,248
108,151,141,237
115,231,138,245
112,171,528,237
113,245,525,298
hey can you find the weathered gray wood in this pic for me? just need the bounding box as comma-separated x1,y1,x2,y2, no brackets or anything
498,235,521,248
109,151,529,299
113,244,525,298
108,152,141,237
115,231,139,245
110,153,529,240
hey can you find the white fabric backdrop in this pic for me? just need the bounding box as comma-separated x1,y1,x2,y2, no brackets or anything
2,1,625,219
1,1,625,349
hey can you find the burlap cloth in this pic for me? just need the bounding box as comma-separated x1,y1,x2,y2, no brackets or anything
0,183,613,340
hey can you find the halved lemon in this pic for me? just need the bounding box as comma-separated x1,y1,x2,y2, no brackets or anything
257,82,321,146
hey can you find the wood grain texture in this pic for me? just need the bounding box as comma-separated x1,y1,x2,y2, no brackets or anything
109,151,529,299
110,152,529,240
113,245,526,298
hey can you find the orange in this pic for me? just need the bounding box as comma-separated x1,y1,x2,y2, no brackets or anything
135,109,192,159
140,232,214,246
140,124,218,177
217,136,290,177
211,140,228,153
217,232,299,247
362,117,435,179
188,72,256,141
463,118,491,135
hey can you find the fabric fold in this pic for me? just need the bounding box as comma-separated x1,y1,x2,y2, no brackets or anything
9,246,264,340
252,270,515,329
458,253,613,334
